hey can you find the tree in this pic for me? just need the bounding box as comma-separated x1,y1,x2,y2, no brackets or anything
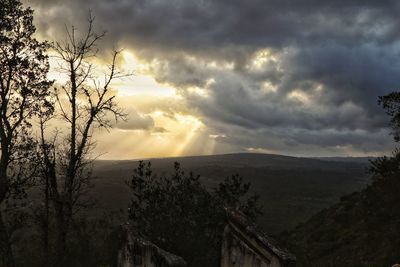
39,14,126,266
378,92,400,142
372,92,400,179
0,1,53,266
363,92,400,196
127,161,262,267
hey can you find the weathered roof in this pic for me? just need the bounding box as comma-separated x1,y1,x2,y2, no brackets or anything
226,209,296,263
122,224,187,266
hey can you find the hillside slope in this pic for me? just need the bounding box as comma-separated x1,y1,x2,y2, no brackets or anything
281,160,400,267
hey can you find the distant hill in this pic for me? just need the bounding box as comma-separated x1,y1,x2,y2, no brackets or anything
280,162,400,267
315,156,375,163
90,153,371,234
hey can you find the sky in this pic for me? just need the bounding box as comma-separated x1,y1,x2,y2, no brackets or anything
23,0,400,159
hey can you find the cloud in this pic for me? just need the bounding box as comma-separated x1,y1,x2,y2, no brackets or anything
25,0,400,156
114,110,154,131
27,0,400,50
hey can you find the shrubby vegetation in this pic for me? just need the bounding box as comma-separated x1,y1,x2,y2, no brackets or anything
0,0,53,265
127,161,261,267
0,0,127,266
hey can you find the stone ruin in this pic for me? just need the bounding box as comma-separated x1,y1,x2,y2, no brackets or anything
118,211,296,267
221,210,296,267
117,225,187,267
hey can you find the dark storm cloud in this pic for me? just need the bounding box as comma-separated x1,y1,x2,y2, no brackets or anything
26,0,400,155
29,0,400,49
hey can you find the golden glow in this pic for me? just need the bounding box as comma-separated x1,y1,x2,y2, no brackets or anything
47,52,69,84
94,111,209,159
186,78,215,97
187,86,209,97
115,51,177,97
183,54,234,70
288,90,311,105
248,49,277,71
262,81,278,94
166,113,204,156
121,51,139,69
46,48,211,159
246,147,277,154
209,134,226,139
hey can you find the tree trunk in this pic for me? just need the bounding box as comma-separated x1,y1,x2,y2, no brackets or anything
0,210,15,267
54,203,66,267
42,174,49,267
0,137,14,267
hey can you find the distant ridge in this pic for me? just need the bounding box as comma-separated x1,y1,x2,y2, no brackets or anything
314,156,375,163
92,153,371,234
97,152,303,163
98,152,373,166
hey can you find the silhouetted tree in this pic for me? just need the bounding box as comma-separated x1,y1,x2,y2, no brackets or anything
39,14,125,266
127,161,262,267
379,92,400,142
372,92,400,178
0,1,53,266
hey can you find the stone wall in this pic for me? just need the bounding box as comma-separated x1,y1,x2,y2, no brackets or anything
119,211,295,267
221,224,283,267
220,211,296,267
117,226,186,267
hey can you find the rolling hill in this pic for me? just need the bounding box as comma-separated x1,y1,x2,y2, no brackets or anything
90,153,371,234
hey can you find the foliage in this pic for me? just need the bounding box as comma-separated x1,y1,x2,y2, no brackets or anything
127,161,262,267
0,0,53,207
379,92,400,142
12,211,123,267
0,0,53,265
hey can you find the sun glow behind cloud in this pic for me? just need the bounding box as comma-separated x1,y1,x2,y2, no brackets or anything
113,51,209,158
171,113,204,156
31,0,398,159
94,111,213,159
114,51,177,97
288,90,311,105
45,48,214,159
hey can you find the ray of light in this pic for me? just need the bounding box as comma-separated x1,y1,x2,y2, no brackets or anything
169,114,204,157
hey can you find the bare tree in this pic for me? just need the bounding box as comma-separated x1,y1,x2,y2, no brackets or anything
39,13,126,265
35,115,57,267
0,1,53,266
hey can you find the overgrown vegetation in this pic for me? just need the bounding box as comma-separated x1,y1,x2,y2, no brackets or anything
127,161,262,267
0,1,52,265
0,0,127,266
